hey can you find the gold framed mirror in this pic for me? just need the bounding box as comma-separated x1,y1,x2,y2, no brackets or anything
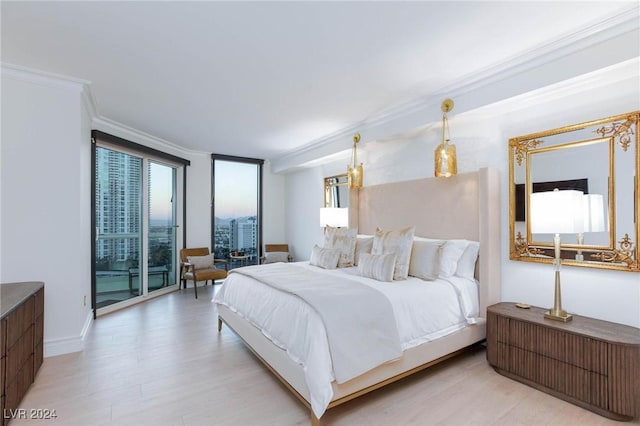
324,173,349,208
509,111,639,271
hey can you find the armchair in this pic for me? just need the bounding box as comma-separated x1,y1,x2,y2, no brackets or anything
260,244,293,264
180,247,228,299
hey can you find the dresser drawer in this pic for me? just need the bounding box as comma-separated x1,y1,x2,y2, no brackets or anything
494,314,608,374
495,342,609,408
4,354,34,413
6,297,35,349
5,326,34,385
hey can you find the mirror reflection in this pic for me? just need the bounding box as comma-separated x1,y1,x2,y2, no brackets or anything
509,111,639,272
528,138,611,247
324,174,349,208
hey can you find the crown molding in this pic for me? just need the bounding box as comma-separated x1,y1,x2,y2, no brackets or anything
461,57,640,120
271,4,640,172
2,62,99,119
1,62,91,93
92,116,207,157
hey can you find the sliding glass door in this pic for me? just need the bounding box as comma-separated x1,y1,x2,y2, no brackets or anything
94,146,143,307
92,132,187,315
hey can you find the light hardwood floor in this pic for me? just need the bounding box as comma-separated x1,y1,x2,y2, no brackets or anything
12,285,640,426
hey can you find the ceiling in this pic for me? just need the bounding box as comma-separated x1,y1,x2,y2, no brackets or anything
1,1,635,161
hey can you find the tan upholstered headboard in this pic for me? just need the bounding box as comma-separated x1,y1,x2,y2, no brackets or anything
353,167,501,317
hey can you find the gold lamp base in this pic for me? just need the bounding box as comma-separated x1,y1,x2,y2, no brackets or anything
544,310,573,322
544,268,573,322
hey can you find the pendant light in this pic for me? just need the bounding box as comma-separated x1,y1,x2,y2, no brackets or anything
348,133,363,189
434,98,457,178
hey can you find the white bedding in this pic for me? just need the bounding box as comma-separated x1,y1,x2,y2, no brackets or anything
227,263,402,384
212,262,479,418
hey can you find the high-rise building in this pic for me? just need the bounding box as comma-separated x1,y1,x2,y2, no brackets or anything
95,147,141,266
238,216,257,252
229,216,257,253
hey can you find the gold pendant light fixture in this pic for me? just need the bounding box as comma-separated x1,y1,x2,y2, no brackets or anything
348,132,363,189
434,98,457,178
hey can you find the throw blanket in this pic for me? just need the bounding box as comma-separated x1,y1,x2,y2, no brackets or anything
230,263,402,383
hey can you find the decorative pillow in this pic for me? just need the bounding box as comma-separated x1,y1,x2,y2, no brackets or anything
264,251,289,264
409,240,443,281
372,226,415,280
439,239,470,278
455,241,480,280
309,244,340,270
357,253,397,282
323,226,357,267
187,254,214,270
354,235,374,266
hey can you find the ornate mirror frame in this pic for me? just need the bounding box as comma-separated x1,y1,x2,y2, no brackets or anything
509,111,639,272
324,173,349,208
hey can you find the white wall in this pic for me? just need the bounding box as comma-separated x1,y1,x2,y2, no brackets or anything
285,167,325,261
184,153,212,248
1,71,93,355
284,70,640,327
262,161,287,247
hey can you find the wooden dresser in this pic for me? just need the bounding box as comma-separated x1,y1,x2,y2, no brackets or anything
487,302,640,421
1,282,44,426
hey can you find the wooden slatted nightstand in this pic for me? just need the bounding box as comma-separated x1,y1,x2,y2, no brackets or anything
487,302,640,421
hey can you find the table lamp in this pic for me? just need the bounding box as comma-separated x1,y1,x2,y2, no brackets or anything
530,189,584,322
319,207,349,228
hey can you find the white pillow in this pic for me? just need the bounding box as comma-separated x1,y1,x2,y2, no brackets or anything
354,235,373,266
455,241,480,280
323,226,358,267
187,254,213,270
309,244,340,269
439,240,470,278
372,226,415,280
264,251,289,264
409,240,443,281
357,253,397,282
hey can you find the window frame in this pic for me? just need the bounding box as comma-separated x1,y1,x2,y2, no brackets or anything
211,154,264,264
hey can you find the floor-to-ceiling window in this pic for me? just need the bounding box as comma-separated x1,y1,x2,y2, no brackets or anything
92,131,189,316
211,155,263,270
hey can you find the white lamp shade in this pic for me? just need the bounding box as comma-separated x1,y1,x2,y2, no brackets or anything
530,189,584,234
320,207,349,228
583,194,606,232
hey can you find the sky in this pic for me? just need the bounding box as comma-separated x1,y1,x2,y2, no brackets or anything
144,158,259,222
149,161,174,223
214,160,258,218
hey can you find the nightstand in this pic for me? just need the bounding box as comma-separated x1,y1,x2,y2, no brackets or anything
487,302,640,421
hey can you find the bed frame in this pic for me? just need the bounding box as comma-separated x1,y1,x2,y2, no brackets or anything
217,167,501,425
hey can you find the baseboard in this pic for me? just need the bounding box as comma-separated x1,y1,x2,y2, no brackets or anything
80,309,94,342
44,311,94,357
44,336,83,357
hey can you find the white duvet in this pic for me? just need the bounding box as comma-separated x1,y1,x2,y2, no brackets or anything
212,262,479,418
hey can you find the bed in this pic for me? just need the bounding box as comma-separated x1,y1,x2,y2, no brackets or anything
214,167,501,425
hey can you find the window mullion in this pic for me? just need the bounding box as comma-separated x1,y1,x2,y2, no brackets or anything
141,158,149,296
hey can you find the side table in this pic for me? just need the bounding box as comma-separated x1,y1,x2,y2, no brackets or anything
487,302,640,421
